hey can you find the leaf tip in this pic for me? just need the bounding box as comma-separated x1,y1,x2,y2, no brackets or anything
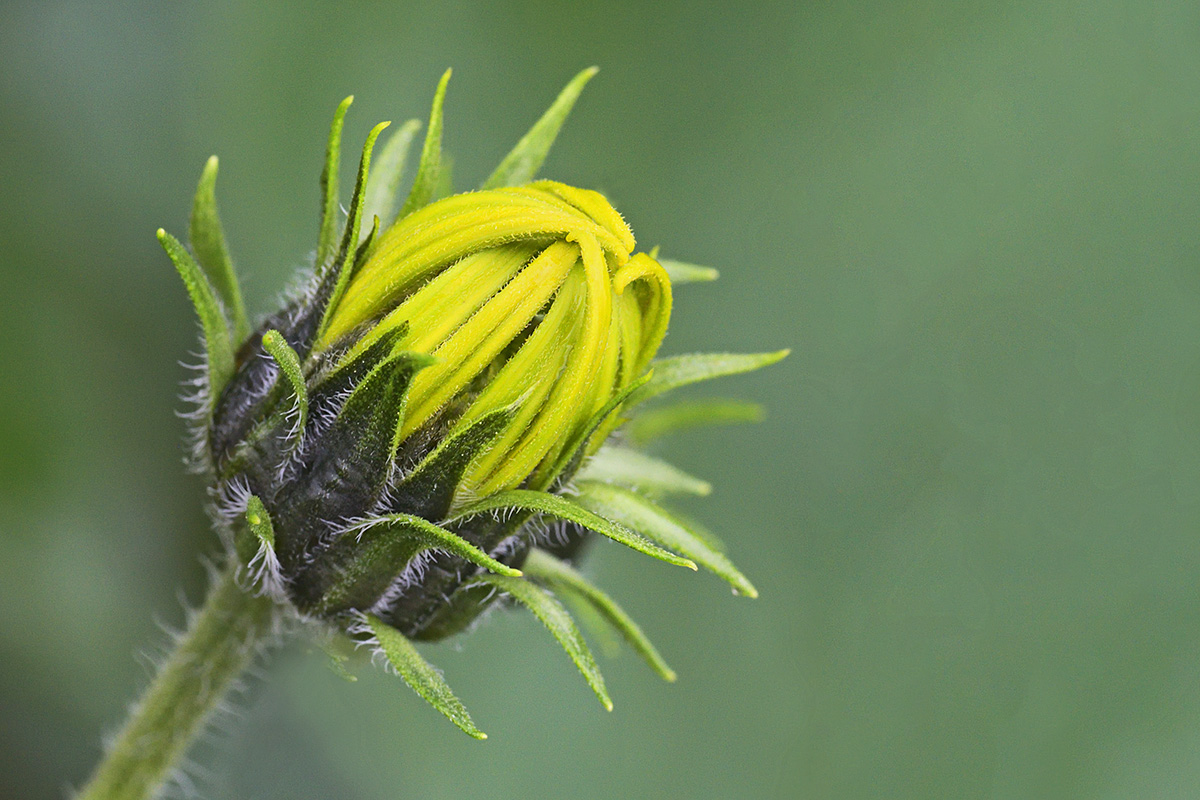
735,582,759,599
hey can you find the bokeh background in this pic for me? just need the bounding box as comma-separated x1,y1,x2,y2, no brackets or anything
3,1,1200,797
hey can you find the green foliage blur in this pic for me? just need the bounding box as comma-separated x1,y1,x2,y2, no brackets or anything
3,1,1199,797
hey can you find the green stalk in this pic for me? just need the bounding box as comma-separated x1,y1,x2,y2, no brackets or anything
77,563,275,800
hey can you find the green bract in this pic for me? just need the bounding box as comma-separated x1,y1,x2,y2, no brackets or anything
159,68,787,738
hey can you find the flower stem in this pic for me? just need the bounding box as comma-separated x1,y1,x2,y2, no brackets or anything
77,562,275,800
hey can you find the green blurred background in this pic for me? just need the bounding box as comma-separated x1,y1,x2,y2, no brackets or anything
3,1,1199,797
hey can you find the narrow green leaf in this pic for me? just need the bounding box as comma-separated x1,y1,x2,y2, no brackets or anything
361,118,421,234
472,573,611,710
314,513,518,616
398,69,451,218
658,259,719,284
482,66,598,190
354,214,380,269
392,407,513,520
189,156,248,341
453,489,696,570
326,120,390,314
561,588,622,659
244,495,276,551
365,614,486,739
363,514,522,578
578,446,711,497
433,152,455,201
524,549,676,682
157,229,234,401
541,370,653,490
626,350,790,409
323,648,358,682
317,96,354,267
626,398,765,444
575,482,758,598
260,330,308,438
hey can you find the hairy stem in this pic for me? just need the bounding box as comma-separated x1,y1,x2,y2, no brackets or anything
77,563,275,800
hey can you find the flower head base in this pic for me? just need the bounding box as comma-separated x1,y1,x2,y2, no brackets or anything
159,68,786,738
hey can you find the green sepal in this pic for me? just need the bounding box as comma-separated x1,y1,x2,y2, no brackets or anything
260,330,308,440
317,96,354,268
560,587,622,658
391,407,514,520
471,573,612,711
364,614,486,739
575,481,757,597
625,350,790,409
313,513,520,616
320,641,358,683
354,214,380,271
626,398,764,444
157,229,235,403
433,152,455,201
541,371,653,490
577,446,711,497
334,351,432,472
244,495,276,551
482,66,598,190
398,69,451,219
658,259,719,284
524,549,676,682
361,118,421,234
452,489,696,570
317,119,391,340
189,156,249,342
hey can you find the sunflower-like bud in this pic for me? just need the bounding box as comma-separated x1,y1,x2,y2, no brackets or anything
159,68,786,738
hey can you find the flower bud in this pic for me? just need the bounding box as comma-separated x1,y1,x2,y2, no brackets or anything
161,69,786,736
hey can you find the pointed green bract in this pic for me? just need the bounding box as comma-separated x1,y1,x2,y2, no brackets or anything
433,152,455,201
473,573,611,710
260,330,308,438
658,259,719,284
453,489,696,570
317,96,354,267
482,67,598,190
365,514,522,577
315,513,518,615
524,549,676,682
365,614,486,739
392,407,514,518
244,495,276,551
626,350,790,409
399,69,451,219
361,118,421,234
320,643,358,682
560,587,622,658
578,446,711,497
542,371,653,490
575,481,758,598
318,120,391,340
158,229,234,403
189,156,249,342
626,398,764,444
354,214,380,268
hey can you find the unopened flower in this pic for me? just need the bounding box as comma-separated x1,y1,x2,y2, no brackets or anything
158,68,786,738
